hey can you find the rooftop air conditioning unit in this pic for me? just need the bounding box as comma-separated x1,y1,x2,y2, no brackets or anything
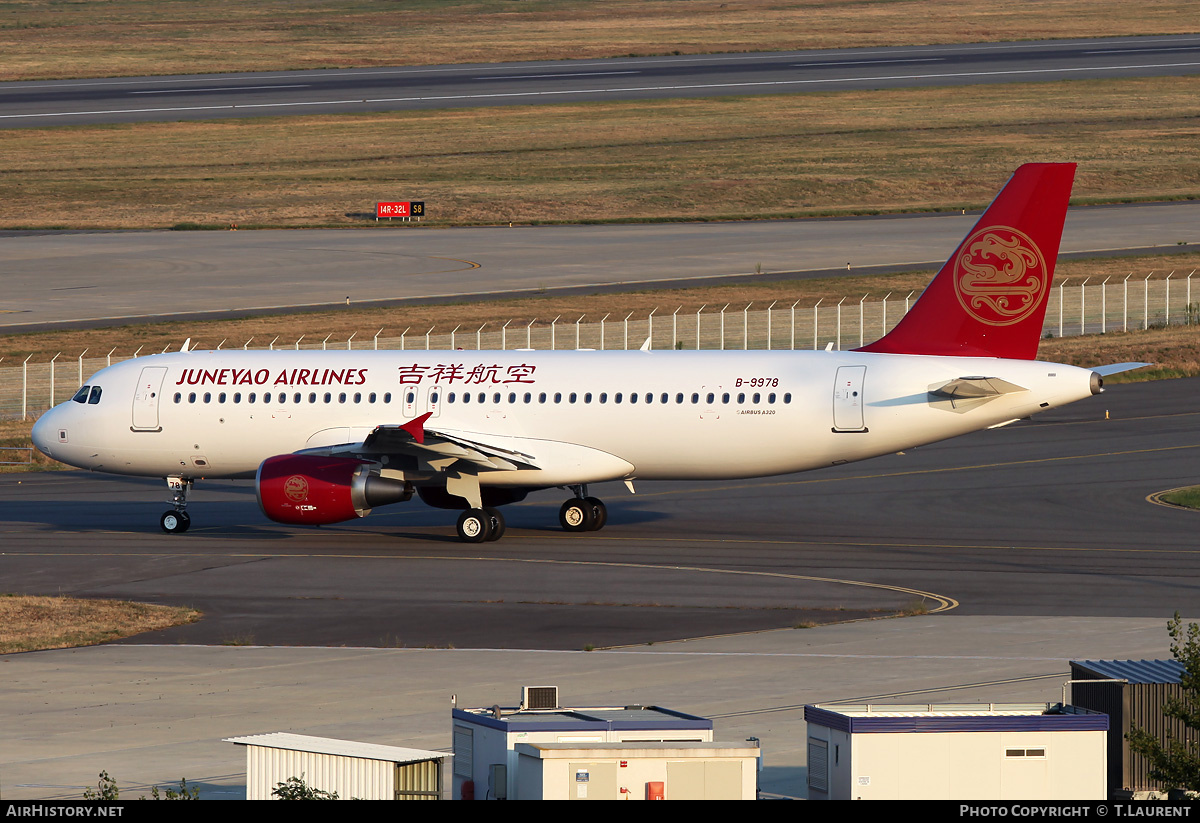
522,685,559,710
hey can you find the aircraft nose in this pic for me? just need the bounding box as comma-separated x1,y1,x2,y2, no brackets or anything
31,406,64,458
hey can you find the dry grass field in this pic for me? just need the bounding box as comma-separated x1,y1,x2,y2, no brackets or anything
0,595,200,654
1,1,1196,82
2,76,1199,229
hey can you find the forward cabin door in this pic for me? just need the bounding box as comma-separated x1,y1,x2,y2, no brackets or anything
131,366,167,431
832,365,867,432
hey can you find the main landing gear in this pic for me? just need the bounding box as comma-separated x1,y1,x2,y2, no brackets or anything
160,475,192,534
559,485,607,533
450,485,609,543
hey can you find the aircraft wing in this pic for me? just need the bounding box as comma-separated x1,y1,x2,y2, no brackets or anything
306,412,539,472
359,423,540,472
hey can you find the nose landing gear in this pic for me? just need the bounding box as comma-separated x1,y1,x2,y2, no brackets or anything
160,475,193,534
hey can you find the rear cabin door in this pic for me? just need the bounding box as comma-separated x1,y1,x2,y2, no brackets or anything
832,365,867,432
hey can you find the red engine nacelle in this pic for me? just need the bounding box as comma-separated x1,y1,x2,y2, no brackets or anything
256,454,411,525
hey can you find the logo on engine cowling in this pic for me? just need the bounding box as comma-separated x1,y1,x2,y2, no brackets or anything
284,475,309,503
953,226,1048,326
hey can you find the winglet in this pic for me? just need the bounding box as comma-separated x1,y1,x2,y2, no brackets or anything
858,163,1076,360
400,411,433,445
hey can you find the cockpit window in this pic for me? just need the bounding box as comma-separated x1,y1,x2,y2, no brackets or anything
87,386,102,405
72,386,90,404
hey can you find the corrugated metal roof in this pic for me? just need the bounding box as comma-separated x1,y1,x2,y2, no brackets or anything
224,733,448,764
1073,659,1185,684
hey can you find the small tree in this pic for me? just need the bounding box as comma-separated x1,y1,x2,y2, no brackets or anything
272,774,339,800
83,771,120,801
1126,612,1200,791
148,778,200,800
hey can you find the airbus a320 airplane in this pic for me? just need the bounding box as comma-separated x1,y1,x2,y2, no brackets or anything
32,163,1144,542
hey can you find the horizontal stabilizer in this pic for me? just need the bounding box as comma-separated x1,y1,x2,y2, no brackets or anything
1091,362,1152,377
930,376,1029,399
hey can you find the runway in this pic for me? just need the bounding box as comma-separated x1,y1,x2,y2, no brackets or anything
2,200,1197,331
3,376,1198,650
2,373,1196,800
3,33,1199,799
2,349,1197,799
3,35,1199,128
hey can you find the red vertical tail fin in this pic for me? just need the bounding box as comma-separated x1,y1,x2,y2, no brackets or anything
857,163,1076,360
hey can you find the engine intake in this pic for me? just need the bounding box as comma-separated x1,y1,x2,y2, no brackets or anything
257,454,412,525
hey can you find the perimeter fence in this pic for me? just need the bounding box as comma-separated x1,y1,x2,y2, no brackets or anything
3,271,1194,420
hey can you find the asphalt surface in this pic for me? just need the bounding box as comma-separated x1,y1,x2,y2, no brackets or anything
4,35,1199,800
3,35,1200,128
3,376,1198,650
1,374,1196,800
2,201,1197,332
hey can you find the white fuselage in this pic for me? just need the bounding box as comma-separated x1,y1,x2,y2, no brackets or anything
33,348,1098,487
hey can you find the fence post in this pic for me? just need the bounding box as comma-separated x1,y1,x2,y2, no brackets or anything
600,314,608,350
1101,277,1109,334
347,332,357,351
401,327,409,351
672,307,681,351
1166,272,1173,326
551,316,560,350
49,352,60,408
1057,279,1065,338
647,308,656,351
836,297,846,351
450,324,460,351
478,324,486,350
525,320,534,350
858,294,868,348
1123,274,1130,332
881,292,891,338
695,305,705,351
742,303,751,350
269,336,279,351
1080,278,1088,336
1144,272,1152,330
813,298,822,350
502,320,510,351
374,329,383,351
322,333,331,351
426,326,434,350
719,304,729,351
623,313,632,351
791,300,799,350
766,301,776,350
78,349,88,387
575,316,582,350
107,348,115,368
22,354,31,420
295,335,304,351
